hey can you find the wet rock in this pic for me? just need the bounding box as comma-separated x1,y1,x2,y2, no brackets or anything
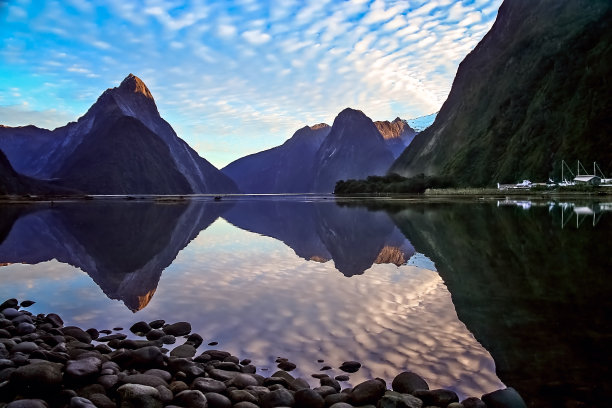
122,374,168,388
294,388,325,408
461,397,487,408
240,358,251,365
16,322,36,335
12,341,39,354
160,335,176,344
230,389,259,404
208,368,242,381
20,300,36,307
350,379,386,405
335,375,350,381
6,399,49,408
379,390,423,408
0,299,19,310
260,388,295,408
44,313,64,328
70,396,97,408
328,403,353,408
216,361,241,371
163,322,191,336
85,328,99,340
97,333,127,342
61,327,92,344
204,392,231,408
321,376,341,391
186,333,203,348
481,387,527,408
170,344,196,358
169,380,189,394
10,361,63,395
202,349,229,360
413,389,459,407
233,402,259,408
227,373,259,389
130,321,151,335
97,374,119,390
448,403,464,408
277,360,296,371
173,389,208,408
66,357,102,381
320,365,332,371
392,371,429,394
290,377,310,391
339,360,361,373
192,377,227,394
325,392,351,406
2,308,21,320
208,341,218,346
313,385,338,398
130,346,164,368
117,383,163,408
88,393,116,408
144,368,171,382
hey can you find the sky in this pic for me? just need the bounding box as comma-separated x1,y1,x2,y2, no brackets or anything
0,0,503,168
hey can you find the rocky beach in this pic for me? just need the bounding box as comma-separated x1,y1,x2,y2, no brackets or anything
0,299,527,408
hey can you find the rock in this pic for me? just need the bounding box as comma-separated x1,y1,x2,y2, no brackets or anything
85,328,99,340
186,333,203,348
160,335,176,344
208,341,218,346
290,377,310,391
413,389,459,407
144,368,172,382
202,349,229,360
2,308,21,319
20,300,36,307
294,388,325,408
145,330,164,341
448,403,464,408
335,374,350,381
44,313,64,328
70,396,97,408
65,357,102,381
130,321,152,334
169,380,189,394
0,299,19,310
12,342,39,354
230,389,259,404
205,392,231,408
378,390,423,408
10,361,63,395
149,320,165,329
208,368,242,381
12,314,33,325
89,393,116,408
392,371,429,394
97,374,119,389
350,379,386,405
461,397,486,408
313,385,337,398
321,376,341,391
162,322,191,336
98,333,128,342
329,403,354,408
339,360,361,373
122,374,168,388
240,358,251,365
62,327,92,344
6,399,49,408
173,389,208,408
117,383,163,408
233,402,259,408
192,377,227,394
320,365,332,370
227,373,259,389
16,322,36,335
170,344,196,358
260,388,295,408
155,385,173,403
130,346,164,367
481,387,527,408
325,392,351,406
277,360,296,371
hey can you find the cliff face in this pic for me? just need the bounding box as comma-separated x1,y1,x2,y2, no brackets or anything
391,0,612,185
0,74,239,194
374,118,416,159
222,124,330,193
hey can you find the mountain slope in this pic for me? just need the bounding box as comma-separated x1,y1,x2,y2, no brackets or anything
374,118,417,158
0,74,239,194
222,124,330,193
313,108,395,192
391,0,612,185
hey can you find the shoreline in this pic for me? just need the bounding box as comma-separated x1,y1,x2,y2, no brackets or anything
0,299,526,408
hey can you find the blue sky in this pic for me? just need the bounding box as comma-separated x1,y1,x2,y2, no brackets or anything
0,0,502,168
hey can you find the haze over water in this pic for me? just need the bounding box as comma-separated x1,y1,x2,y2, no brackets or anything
0,197,610,406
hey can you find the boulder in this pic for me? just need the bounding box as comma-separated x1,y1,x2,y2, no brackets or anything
392,371,429,394
481,387,528,408
350,379,386,405
117,383,163,408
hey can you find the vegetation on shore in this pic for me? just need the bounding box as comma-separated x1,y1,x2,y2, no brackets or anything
334,173,455,195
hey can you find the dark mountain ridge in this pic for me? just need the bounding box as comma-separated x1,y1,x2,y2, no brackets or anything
391,0,612,185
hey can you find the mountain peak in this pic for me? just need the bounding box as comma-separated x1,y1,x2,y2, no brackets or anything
310,123,330,130
118,74,154,99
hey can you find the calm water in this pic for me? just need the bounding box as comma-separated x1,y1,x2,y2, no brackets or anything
0,196,610,407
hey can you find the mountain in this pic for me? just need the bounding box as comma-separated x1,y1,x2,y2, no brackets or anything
0,74,239,194
222,124,331,193
374,117,417,158
391,0,612,186
313,108,395,192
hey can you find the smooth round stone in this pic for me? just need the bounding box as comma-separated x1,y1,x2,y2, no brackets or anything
97,374,119,390
65,357,102,380
162,322,191,337
192,377,227,394
229,389,259,404
10,361,63,395
117,383,163,408
85,328,99,340
461,397,487,408
130,321,152,335
313,385,338,398
350,379,386,405
155,385,173,403
290,377,310,391
392,371,429,394
6,399,49,408
88,393,116,408
0,299,19,310
481,387,527,408
339,361,361,373
20,300,36,307
130,346,164,367
160,335,176,345
186,333,203,348
321,376,341,391
379,390,423,408
448,403,465,408
277,360,296,371
122,374,168,388
173,389,208,408
260,388,295,408
294,388,325,408
61,327,92,344
144,368,172,382
205,392,232,408
44,314,63,328
2,308,21,319
169,381,189,394
227,373,259,389
170,344,196,358
329,403,354,408
11,342,39,354
233,402,259,408
149,320,165,329
16,323,36,335
244,385,271,399
325,392,351,406
414,389,459,407
69,396,96,408
145,329,165,341
12,314,34,325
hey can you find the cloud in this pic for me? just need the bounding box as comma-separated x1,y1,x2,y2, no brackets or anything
0,104,76,130
241,29,271,45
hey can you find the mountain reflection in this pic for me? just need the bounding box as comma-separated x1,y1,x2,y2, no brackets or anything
0,201,230,311
223,199,415,276
344,199,612,408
